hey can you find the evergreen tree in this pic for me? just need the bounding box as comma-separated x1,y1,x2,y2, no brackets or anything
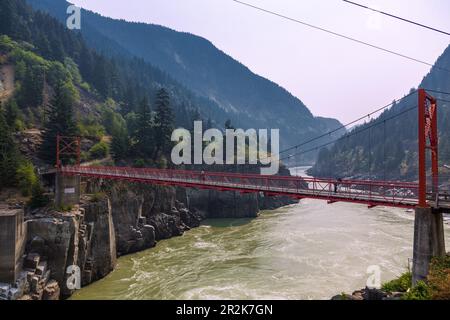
29,182,50,209
0,0,14,36
0,108,21,189
111,127,130,161
19,64,44,108
154,88,174,157
40,81,77,164
133,97,154,158
4,99,20,130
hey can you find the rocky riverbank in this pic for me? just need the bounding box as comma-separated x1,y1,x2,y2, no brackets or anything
0,179,294,300
331,287,405,301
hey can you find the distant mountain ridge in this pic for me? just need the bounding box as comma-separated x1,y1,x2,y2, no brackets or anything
26,0,343,158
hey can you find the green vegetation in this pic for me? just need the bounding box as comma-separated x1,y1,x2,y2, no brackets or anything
40,80,78,164
154,88,175,157
0,106,23,190
89,141,109,160
90,192,106,203
15,161,38,196
28,182,50,209
1,1,179,168
133,97,154,159
403,281,432,300
381,255,450,300
54,204,73,213
382,272,412,293
78,119,105,141
426,255,450,300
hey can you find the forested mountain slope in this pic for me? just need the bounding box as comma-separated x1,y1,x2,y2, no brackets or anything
26,0,343,155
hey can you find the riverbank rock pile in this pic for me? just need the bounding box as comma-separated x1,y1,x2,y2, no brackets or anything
19,253,60,300
331,287,405,300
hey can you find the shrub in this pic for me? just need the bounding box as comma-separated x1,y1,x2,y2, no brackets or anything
133,158,146,168
403,281,431,300
78,121,105,141
89,141,109,159
427,255,450,300
28,183,50,209
382,272,412,293
54,204,73,212
90,192,106,202
79,82,91,92
16,162,38,196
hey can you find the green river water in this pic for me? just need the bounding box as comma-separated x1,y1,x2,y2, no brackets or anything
71,168,450,300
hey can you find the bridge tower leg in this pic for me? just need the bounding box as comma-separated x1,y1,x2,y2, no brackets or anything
54,135,81,208
412,89,445,285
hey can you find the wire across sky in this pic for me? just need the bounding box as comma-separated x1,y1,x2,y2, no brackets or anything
231,0,450,75
342,0,450,36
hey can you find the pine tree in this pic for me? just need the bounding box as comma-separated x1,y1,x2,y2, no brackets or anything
19,64,44,108
4,99,20,130
154,88,174,157
0,108,22,189
0,0,14,36
40,81,77,164
133,97,154,158
111,128,130,161
29,182,50,209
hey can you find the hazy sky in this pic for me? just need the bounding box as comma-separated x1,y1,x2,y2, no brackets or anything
70,0,450,123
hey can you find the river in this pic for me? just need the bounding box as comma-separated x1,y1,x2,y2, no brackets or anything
71,167,450,300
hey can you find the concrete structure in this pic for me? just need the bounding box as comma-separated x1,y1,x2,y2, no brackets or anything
412,207,446,285
55,173,80,207
0,209,26,283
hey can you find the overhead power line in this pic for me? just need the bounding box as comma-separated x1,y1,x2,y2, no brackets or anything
423,89,450,96
231,0,450,74
437,98,450,105
268,89,418,160
280,104,418,161
342,0,450,36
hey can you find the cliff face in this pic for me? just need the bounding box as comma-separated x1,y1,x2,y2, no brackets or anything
183,189,295,219
93,181,203,255
19,198,117,299
184,189,259,219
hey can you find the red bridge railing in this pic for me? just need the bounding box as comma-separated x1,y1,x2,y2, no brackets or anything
60,165,421,209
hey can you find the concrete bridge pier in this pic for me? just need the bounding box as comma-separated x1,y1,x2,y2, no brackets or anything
55,173,81,208
412,207,446,285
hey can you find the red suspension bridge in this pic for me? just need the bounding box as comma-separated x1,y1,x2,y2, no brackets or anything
53,88,449,285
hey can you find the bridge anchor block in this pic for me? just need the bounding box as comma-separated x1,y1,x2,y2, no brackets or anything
55,173,81,208
412,207,446,285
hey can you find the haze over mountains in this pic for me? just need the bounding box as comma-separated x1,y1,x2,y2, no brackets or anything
27,0,343,159
309,44,450,180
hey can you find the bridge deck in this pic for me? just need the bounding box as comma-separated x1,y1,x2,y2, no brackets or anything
58,166,450,210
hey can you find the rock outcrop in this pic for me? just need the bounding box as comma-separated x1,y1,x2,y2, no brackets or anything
182,188,295,219
15,198,117,299
331,287,405,301
87,181,202,256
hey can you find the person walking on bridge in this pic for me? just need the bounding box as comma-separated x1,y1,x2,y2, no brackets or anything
334,178,343,194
